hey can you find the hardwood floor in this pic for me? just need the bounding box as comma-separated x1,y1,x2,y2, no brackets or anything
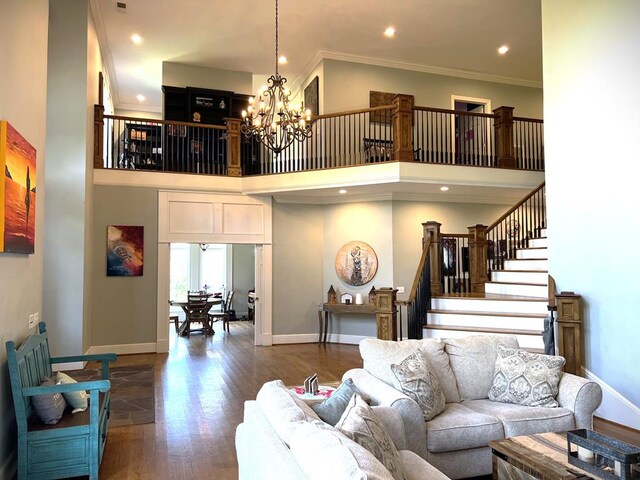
95,322,639,479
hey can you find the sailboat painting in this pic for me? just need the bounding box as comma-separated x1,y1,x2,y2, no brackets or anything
0,121,36,254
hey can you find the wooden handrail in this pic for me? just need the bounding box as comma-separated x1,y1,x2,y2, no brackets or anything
406,238,433,304
413,105,497,119
103,113,227,130
487,181,545,230
513,116,544,123
311,104,394,122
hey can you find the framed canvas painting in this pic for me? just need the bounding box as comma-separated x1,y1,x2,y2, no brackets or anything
0,121,36,254
107,225,144,276
335,241,378,286
304,76,319,116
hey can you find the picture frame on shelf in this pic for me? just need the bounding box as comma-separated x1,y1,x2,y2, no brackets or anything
340,293,353,305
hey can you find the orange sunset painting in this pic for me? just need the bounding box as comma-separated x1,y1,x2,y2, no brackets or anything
0,121,36,254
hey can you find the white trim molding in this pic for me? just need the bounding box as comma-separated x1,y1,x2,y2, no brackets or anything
582,367,640,430
87,342,157,356
272,334,319,345
52,361,86,372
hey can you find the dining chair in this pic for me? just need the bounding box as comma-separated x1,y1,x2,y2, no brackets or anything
209,290,234,333
186,293,214,336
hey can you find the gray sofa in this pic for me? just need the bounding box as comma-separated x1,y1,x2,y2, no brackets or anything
343,335,603,479
236,379,451,480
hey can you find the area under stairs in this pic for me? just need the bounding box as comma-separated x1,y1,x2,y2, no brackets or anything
425,230,549,352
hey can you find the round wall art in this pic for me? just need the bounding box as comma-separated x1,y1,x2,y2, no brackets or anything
335,241,378,286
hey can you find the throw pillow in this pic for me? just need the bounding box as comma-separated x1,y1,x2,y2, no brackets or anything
56,371,88,413
488,346,566,407
391,349,445,421
335,394,407,480
311,378,365,426
32,377,67,424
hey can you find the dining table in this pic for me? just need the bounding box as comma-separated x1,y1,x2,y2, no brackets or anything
169,296,222,336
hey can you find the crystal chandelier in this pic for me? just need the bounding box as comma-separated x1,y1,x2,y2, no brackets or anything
241,0,312,155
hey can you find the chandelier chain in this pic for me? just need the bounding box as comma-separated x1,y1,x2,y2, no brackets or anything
275,0,279,74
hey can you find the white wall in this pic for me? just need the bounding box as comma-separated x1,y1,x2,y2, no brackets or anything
115,109,162,120
162,62,252,94
0,0,49,472
232,244,255,317
542,0,640,428
323,58,543,118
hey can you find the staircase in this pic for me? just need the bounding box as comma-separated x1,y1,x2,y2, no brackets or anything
425,230,549,352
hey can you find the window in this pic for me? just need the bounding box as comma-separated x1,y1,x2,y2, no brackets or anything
200,244,227,294
170,243,191,301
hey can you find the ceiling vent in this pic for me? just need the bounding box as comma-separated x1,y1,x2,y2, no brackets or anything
116,1,127,13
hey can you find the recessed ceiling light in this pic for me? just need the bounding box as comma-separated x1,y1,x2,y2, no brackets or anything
339,189,347,194
498,45,509,55
440,186,450,192
131,33,143,45
384,26,396,38
278,55,287,64
136,94,145,102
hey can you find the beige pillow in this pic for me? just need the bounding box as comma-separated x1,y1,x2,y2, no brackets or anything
391,349,445,421
335,394,407,480
489,346,565,407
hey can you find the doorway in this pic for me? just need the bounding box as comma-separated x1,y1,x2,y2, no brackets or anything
451,95,492,165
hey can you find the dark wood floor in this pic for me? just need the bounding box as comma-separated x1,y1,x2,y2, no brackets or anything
95,321,639,480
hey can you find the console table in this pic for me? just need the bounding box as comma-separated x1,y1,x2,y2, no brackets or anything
318,288,398,343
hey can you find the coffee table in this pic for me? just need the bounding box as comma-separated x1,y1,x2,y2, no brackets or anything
490,432,594,480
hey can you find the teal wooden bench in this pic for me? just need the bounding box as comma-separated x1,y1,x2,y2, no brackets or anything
6,322,117,479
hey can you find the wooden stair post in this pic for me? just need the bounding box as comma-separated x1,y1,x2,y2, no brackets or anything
493,106,515,169
468,224,488,293
94,104,104,169
423,221,443,296
226,118,242,177
555,291,583,376
374,288,398,341
392,94,415,162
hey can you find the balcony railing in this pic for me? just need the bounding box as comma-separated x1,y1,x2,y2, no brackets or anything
94,95,544,176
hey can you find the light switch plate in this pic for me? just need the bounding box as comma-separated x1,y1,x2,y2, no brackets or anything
396,286,405,294
28,314,36,329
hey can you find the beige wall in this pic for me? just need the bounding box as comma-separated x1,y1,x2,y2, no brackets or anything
322,59,543,118
162,62,253,94
0,0,49,470
115,109,162,120
91,185,158,346
232,244,255,318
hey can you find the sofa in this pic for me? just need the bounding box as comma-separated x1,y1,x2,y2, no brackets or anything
236,380,451,480
343,335,603,479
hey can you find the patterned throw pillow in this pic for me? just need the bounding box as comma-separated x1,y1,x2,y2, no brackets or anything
32,377,67,425
335,394,407,480
390,349,445,421
56,371,88,413
489,346,566,407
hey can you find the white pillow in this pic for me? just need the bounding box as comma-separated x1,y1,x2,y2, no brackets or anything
56,371,88,413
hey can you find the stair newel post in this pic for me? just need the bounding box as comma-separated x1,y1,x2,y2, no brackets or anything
94,104,104,169
493,106,515,169
226,118,242,177
555,291,583,376
374,288,398,341
423,221,443,296
468,224,488,293
392,94,415,162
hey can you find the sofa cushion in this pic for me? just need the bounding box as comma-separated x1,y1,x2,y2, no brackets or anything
391,349,445,421
488,346,566,407
312,378,364,426
463,399,575,437
360,338,460,403
291,420,395,480
336,394,407,480
425,403,504,452
444,335,519,401
255,379,321,445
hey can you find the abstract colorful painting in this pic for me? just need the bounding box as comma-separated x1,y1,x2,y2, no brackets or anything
107,225,144,276
0,121,36,254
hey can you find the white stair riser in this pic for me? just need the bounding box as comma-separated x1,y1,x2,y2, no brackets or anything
425,328,545,350
428,313,545,331
431,297,548,314
503,259,548,271
491,270,548,284
516,249,547,259
540,228,547,237
528,237,547,248
485,282,548,297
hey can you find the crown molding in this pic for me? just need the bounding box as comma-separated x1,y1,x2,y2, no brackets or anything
89,0,120,107
116,102,162,114
311,49,543,89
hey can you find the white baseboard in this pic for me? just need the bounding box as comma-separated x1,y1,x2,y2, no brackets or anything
52,361,86,371
272,334,319,345
156,339,169,353
582,366,640,430
0,449,16,480
326,333,367,345
260,333,273,346
86,342,157,356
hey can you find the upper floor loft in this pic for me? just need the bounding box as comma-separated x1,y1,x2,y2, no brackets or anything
94,92,544,205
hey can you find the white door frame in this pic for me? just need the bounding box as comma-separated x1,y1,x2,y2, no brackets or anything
450,95,493,162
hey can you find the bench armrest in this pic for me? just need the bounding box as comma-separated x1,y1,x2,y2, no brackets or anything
557,372,602,429
23,379,111,396
343,368,427,458
51,353,117,379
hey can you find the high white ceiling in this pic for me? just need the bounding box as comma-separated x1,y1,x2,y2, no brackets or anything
92,0,542,112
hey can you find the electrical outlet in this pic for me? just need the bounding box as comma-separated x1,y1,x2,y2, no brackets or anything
396,286,405,294
28,314,36,329
34,312,40,325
